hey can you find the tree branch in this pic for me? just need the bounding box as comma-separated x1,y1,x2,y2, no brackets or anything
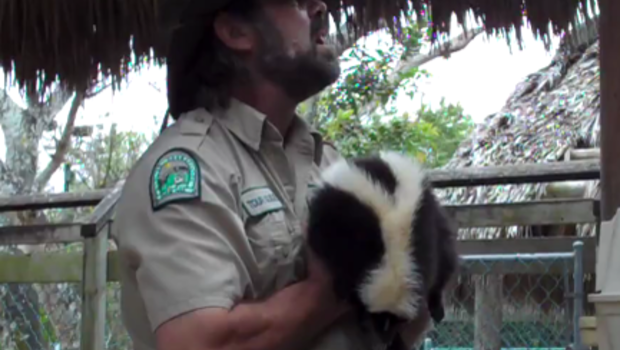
84,83,112,99
358,27,483,117
34,91,85,192
303,26,484,127
0,90,29,194
391,27,484,82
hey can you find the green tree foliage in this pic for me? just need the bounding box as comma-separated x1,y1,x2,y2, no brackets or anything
320,99,473,168
302,20,474,168
65,123,154,191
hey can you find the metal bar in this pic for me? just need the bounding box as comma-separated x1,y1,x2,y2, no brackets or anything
458,243,589,275
573,241,585,350
457,236,595,256
461,252,575,261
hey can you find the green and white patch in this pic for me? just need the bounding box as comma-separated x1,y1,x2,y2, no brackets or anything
241,186,283,217
150,149,201,210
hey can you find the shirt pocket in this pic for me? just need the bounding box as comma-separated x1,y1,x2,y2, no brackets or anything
245,210,303,297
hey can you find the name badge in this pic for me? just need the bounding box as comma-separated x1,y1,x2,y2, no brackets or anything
307,183,321,200
241,187,284,217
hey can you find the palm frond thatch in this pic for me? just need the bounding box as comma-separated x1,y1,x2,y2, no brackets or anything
1,0,600,99
435,32,601,240
0,0,161,95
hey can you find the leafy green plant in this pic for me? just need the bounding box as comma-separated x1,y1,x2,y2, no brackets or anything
304,16,473,168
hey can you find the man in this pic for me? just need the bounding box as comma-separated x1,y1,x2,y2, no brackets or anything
113,0,432,349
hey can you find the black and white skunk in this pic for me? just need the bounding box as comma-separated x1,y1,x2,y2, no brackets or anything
306,151,459,347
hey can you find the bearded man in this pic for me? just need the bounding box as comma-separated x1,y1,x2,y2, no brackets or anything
113,1,432,349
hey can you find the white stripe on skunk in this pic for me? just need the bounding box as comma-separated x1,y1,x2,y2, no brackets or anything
307,150,458,329
319,151,425,318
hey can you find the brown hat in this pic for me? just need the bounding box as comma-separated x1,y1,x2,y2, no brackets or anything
156,0,232,119
156,0,229,55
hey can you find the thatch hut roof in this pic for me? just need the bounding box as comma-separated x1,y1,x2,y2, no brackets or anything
2,0,599,99
435,30,601,239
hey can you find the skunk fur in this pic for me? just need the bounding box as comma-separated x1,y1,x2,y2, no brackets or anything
306,151,458,347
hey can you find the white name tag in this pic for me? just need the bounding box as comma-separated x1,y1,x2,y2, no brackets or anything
241,187,284,217
307,183,321,199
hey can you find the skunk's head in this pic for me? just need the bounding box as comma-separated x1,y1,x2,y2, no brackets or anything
307,151,427,320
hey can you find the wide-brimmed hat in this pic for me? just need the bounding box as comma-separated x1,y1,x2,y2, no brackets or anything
156,0,233,119
156,0,229,54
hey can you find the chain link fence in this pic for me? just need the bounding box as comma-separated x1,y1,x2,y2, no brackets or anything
0,282,131,350
420,242,586,350
1,242,587,350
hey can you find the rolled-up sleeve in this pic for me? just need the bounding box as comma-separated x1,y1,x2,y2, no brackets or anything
117,150,250,331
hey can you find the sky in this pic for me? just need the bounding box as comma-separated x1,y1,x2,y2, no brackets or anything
0,14,561,193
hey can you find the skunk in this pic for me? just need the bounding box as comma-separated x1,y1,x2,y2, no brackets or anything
306,151,459,347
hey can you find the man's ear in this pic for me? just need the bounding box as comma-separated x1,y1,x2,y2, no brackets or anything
212,13,255,52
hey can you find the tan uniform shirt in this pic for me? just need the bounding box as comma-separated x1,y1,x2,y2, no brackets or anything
113,99,386,350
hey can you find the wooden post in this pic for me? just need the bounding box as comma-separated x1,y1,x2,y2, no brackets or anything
474,275,503,350
79,183,123,350
80,224,109,350
599,0,620,221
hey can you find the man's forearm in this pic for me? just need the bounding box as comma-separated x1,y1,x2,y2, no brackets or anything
219,280,344,350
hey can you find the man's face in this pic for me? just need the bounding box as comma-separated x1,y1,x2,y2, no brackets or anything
252,0,341,102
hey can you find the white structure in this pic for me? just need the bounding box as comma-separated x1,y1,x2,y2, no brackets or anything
589,207,620,350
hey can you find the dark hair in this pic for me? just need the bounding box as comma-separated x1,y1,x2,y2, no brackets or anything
166,0,261,119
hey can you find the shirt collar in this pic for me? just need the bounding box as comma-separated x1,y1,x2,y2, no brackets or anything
215,98,324,165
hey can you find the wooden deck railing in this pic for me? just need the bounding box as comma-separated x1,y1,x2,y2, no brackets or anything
0,158,602,350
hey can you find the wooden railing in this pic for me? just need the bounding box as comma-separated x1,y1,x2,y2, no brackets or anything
0,159,603,350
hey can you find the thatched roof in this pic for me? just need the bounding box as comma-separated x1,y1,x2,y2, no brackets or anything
435,30,601,239
2,0,599,99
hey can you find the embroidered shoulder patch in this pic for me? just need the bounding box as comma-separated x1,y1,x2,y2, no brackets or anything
150,149,201,210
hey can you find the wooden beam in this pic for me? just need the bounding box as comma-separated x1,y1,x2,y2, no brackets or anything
430,159,600,188
461,258,588,275
568,148,600,160
1,199,599,244
0,252,84,283
0,161,601,212
0,223,83,245
599,0,620,220
0,190,108,213
446,199,599,228
0,237,595,283
80,182,124,238
0,182,124,245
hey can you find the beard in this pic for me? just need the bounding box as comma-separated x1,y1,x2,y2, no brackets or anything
254,18,341,102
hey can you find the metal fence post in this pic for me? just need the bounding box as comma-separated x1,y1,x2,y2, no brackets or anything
573,240,584,350
423,337,432,350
